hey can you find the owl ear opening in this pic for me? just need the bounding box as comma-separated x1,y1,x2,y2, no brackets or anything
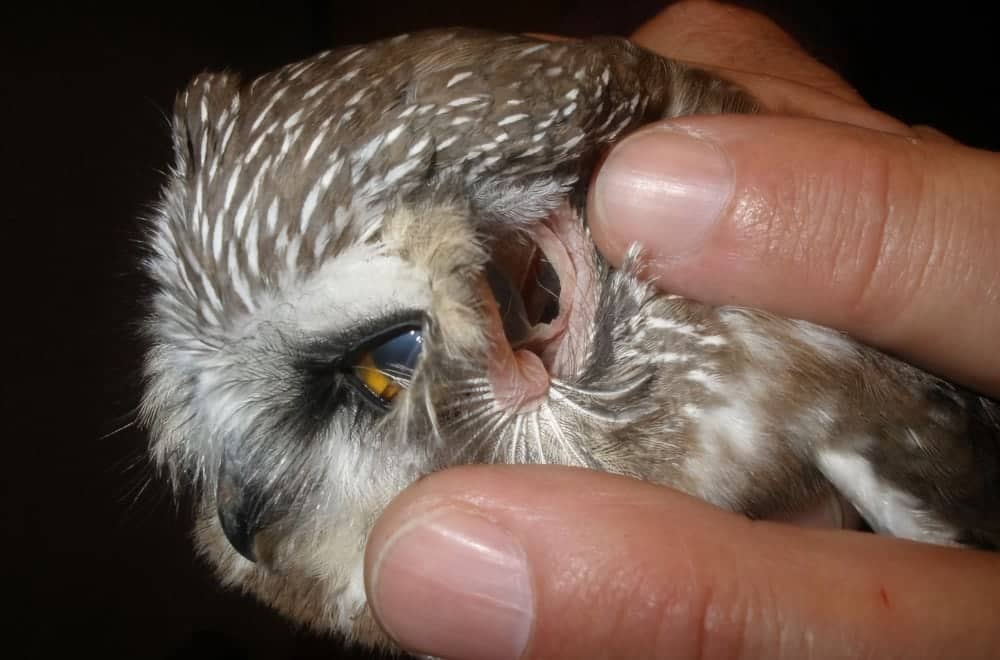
171,71,242,175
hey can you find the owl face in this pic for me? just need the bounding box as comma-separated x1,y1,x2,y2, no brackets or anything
141,68,627,653
141,151,648,645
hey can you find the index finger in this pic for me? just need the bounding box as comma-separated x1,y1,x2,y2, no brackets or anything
632,0,860,102
631,1,914,135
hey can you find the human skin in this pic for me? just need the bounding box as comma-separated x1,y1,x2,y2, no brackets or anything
362,3,1000,659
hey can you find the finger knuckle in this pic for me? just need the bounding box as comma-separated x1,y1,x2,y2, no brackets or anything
842,141,931,336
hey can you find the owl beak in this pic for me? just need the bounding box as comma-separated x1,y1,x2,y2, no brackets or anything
216,469,260,563
216,439,281,566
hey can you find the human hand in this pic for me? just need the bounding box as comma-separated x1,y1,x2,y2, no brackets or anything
364,464,999,660
362,3,1000,659
588,0,1000,398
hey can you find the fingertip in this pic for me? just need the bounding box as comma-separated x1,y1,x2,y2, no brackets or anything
588,123,734,273
366,502,534,660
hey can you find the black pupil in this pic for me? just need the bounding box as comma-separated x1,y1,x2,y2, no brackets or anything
372,328,423,381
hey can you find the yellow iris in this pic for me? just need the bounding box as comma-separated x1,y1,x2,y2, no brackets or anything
353,352,402,402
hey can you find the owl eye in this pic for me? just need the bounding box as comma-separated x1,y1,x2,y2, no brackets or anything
351,327,424,406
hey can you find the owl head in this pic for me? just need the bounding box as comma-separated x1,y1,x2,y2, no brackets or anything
138,28,756,647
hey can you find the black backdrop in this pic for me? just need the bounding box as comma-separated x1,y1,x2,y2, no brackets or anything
5,2,997,658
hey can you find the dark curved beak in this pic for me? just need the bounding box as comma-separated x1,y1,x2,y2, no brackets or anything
216,473,259,562
216,437,278,565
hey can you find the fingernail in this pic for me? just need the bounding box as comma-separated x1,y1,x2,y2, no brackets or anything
369,507,534,660
593,126,733,258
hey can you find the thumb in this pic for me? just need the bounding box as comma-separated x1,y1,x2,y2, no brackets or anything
363,465,1000,660
587,116,1000,397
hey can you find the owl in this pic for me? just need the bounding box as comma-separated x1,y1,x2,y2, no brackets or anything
138,27,1000,653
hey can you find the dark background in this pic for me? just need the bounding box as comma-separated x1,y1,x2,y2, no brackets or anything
4,2,996,658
